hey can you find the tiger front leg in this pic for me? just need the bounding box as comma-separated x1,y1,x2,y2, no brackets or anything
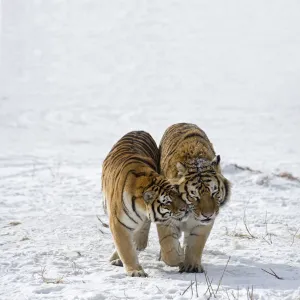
133,219,151,251
180,222,214,273
156,223,184,267
110,219,148,277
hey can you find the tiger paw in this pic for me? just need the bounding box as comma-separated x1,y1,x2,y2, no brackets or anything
135,234,149,251
111,259,123,267
136,242,147,251
179,262,204,273
127,269,148,277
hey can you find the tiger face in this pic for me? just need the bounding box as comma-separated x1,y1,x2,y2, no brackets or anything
176,156,231,225
142,179,189,224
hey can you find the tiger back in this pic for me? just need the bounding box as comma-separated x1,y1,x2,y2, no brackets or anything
102,130,159,216
160,123,218,177
101,130,188,277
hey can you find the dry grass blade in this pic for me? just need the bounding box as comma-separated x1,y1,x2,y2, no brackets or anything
195,273,199,297
98,228,105,235
262,236,272,245
204,277,214,296
262,211,272,245
215,256,231,294
39,266,65,284
204,270,215,298
182,281,195,296
231,286,240,300
224,288,231,300
261,268,283,280
247,285,254,300
243,211,256,239
290,226,300,246
155,285,163,294
96,215,109,228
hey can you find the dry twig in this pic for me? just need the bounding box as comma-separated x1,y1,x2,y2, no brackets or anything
247,285,254,300
243,211,256,239
204,277,213,297
290,227,300,246
96,215,109,228
216,256,231,294
182,281,195,296
261,268,283,280
155,285,163,294
232,286,240,300
204,270,215,299
262,212,272,245
39,266,65,284
195,273,199,297
224,288,231,300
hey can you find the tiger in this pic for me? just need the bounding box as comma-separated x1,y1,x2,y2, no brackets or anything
156,123,231,273
101,130,188,277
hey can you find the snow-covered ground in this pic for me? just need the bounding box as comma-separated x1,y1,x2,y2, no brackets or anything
1,1,300,299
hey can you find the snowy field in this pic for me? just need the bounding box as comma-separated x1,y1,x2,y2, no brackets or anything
1,1,300,299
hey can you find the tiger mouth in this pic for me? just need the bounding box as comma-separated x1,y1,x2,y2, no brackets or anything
200,218,212,223
193,215,214,224
197,217,214,225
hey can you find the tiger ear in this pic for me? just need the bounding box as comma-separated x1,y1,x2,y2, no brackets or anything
143,191,155,203
220,177,231,206
211,155,221,167
176,162,186,176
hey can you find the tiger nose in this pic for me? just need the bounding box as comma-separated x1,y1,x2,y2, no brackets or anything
201,212,213,219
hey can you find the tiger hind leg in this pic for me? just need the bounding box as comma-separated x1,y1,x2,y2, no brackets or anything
110,219,151,266
110,219,147,277
109,250,123,267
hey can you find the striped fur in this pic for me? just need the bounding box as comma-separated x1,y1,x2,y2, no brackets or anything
101,131,188,277
157,123,231,273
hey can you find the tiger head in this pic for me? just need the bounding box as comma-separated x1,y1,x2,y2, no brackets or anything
142,176,189,224
176,155,231,225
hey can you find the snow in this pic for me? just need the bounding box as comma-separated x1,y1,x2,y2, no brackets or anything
1,1,300,299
